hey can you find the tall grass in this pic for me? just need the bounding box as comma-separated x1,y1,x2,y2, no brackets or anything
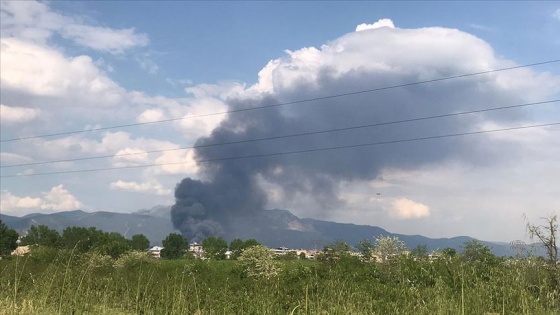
0,250,558,314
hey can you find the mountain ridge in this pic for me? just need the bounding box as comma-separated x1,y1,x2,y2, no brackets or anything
1,206,525,256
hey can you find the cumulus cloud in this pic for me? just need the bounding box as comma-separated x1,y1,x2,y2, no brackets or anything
0,38,124,101
0,185,83,214
0,0,148,53
168,19,559,240
390,198,430,219
554,9,560,21
110,180,171,196
0,104,38,123
356,18,395,32
137,109,166,123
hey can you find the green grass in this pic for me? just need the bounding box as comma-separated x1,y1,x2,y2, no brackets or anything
1,250,558,314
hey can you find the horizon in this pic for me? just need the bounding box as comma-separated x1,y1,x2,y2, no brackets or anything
1,1,559,243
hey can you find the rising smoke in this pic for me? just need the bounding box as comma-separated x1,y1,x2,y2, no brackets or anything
171,22,556,241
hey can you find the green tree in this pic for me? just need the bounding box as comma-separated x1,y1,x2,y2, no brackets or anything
461,240,496,263
411,244,428,259
442,247,457,258
161,233,188,259
321,241,351,261
229,238,261,259
61,226,105,252
356,238,375,260
20,225,62,248
202,236,228,260
98,232,130,258
0,220,19,256
129,234,150,251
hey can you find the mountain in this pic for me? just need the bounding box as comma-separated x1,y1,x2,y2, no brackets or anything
1,209,177,246
1,207,523,256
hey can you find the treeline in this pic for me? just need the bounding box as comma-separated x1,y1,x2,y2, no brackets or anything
0,221,149,259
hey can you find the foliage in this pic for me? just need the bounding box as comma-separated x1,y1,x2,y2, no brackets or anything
321,241,351,261
114,250,157,268
526,214,558,263
373,235,408,262
229,238,261,259
411,244,428,258
20,225,62,248
129,234,150,251
161,233,189,259
442,247,457,257
1,252,559,314
238,245,281,279
356,238,375,260
0,220,19,256
61,226,105,252
461,240,497,264
202,236,228,260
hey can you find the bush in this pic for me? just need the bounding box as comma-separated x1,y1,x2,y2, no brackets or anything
238,245,281,279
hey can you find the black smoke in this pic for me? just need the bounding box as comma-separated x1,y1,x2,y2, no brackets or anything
171,37,534,241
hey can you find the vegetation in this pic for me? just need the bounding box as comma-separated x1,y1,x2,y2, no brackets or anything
0,220,19,256
1,220,558,314
160,233,189,259
1,244,559,314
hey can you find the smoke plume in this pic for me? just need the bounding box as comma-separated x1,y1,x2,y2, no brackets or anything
171,21,558,241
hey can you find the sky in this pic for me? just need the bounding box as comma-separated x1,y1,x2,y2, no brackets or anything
1,1,559,242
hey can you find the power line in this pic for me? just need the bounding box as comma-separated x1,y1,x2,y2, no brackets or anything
1,59,559,143
2,99,557,169
2,122,557,178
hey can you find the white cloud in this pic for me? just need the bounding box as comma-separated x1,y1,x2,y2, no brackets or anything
112,148,149,166
554,9,560,21
137,109,166,123
0,104,38,123
0,152,33,164
390,198,431,219
154,150,199,175
62,24,148,54
356,18,395,32
0,185,83,214
135,53,159,74
0,0,148,53
110,180,171,196
0,38,124,102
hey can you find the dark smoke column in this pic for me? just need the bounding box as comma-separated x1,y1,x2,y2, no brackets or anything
171,158,268,241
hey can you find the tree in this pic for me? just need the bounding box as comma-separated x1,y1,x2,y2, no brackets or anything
526,214,558,263
461,240,496,263
442,247,457,258
356,238,375,260
0,220,19,256
238,245,281,279
61,226,105,252
229,238,261,259
20,225,62,248
161,233,188,259
98,232,130,258
202,236,228,260
129,234,150,251
321,241,351,261
373,235,407,262
411,244,428,259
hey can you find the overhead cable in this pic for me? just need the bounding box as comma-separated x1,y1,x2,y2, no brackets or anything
2,122,557,178
1,59,559,143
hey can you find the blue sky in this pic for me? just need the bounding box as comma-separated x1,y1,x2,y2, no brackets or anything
1,1,559,242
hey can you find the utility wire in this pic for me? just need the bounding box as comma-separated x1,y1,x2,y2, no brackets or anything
2,99,557,169
1,59,559,143
2,122,557,178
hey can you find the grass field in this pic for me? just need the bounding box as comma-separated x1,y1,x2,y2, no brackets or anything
1,248,559,314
